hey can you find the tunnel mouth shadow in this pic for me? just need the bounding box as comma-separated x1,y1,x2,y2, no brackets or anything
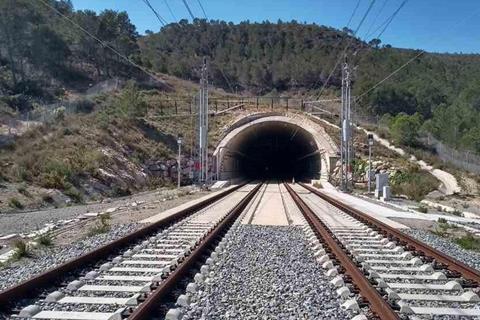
217,120,321,181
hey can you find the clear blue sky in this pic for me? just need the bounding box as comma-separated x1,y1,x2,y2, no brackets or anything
71,0,480,53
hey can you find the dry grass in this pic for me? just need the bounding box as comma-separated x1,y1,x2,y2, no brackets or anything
8,197,24,209
88,213,111,236
390,165,440,201
12,239,30,259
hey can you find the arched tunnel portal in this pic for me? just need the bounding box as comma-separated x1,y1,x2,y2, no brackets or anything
214,115,338,182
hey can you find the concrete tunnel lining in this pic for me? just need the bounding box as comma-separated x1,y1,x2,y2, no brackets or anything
214,115,336,181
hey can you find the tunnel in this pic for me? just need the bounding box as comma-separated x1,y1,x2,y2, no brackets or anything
214,117,323,181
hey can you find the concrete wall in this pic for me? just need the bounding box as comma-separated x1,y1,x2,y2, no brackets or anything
213,113,339,181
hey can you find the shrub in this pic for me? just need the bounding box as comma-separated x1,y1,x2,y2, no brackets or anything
451,209,463,217
73,98,95,113
64,185,83,203
417,205,428,213
438,217,448,224
88,213,111,236
12,239,30,259
8,197,24,209
116,81,147,118
431,228,446,237
37,233,53,246
389,113,423,147
15,166,30,182
17,185,31,197
42,193,55,204
454,234,480,251
390,166,439,201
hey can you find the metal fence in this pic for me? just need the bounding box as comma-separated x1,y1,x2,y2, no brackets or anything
425,135,480,174
145,95,311,118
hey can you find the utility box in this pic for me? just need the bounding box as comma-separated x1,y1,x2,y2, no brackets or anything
375,173,389,199
381,186,391,201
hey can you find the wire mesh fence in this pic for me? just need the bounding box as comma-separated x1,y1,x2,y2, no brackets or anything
425,135,480,174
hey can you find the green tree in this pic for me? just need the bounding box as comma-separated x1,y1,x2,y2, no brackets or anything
0,0,39,86
116,81,147,118
389,113,423,146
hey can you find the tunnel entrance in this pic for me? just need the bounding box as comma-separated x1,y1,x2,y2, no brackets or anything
215,118,322,181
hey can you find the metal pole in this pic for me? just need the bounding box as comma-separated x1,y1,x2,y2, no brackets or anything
346,63,353,189
177,140,182,188
340,65,345,191
198,57,209,186
205,59,209,184
368,144,372,193
340,60,352,192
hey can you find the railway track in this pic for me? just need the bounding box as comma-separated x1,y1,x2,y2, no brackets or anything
286,182,480,319
2,180,479,320
0,183,262,320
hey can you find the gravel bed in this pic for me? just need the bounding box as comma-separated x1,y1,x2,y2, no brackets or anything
182,225,350,320
403,228,480,271
0,186,200,235
0,223,140,291
39,302,120,313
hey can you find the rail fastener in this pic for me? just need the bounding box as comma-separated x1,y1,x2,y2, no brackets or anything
299,182,480,285
0,184,247,313
284,182,400,320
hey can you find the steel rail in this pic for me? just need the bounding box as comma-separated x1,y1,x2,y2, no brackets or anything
128,183,262,319
299,182,480,284
0,183,247,312
284,183,400,320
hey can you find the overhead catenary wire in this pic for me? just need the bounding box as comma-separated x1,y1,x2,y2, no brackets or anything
182,0,196,21
36,0,164,84
308,0,362,91
175,0,235,93
196,0,208,20
356,6,480,102
376,0,408,39
346,0,362,29
142,0,167,26
362,0,389,39
351,0,409,68
355,50,424,101
314,0,377,101
163,0,177,21
364,0,407,40
353,0,377,35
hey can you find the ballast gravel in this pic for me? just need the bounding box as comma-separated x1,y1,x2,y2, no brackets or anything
182,225,350,320
0,223,140,291
403,228,480,271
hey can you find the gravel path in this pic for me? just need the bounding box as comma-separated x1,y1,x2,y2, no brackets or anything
403,228,480,271
0,223,140,291
182,225,349,319
357,126,461,195
0,187,198,235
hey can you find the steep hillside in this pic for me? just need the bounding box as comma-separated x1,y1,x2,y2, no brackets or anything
139,20,364,93
140,20,480,155
1,0,479,156
0,0,155,113
0,82,235,213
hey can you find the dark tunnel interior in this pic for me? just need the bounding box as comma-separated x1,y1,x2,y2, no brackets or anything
225,122,320,180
